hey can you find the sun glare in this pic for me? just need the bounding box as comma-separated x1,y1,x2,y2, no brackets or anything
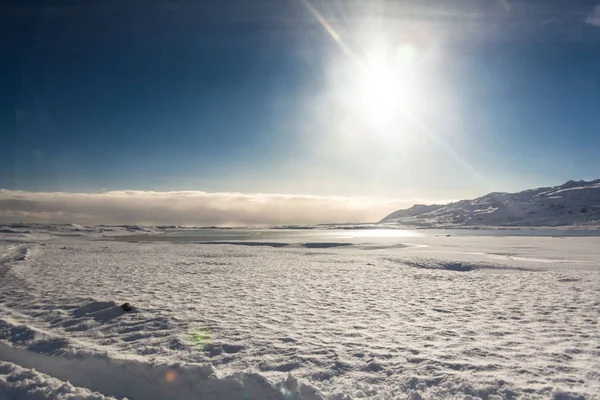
359,43,417,128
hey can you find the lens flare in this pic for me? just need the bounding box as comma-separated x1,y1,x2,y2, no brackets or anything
191,328,211,349
395,43,417,66
165,369,177,383
299,0,364,69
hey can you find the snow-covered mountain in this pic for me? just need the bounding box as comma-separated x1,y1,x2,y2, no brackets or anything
380,179,600,227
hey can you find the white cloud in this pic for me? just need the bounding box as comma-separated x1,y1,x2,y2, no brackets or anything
0,189,442,226
586,5,600,27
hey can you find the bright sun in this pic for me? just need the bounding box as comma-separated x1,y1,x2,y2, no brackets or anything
359,43,417,128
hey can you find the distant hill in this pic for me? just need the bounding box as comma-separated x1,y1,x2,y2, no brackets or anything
380,179,600,227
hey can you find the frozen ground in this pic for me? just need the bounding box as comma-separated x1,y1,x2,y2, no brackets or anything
1,225,599,399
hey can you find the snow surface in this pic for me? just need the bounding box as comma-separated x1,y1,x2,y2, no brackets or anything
0,360,117,400
1,224,599,399
380,179,600,227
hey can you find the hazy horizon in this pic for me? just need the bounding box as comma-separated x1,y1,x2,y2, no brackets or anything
1,177,598,225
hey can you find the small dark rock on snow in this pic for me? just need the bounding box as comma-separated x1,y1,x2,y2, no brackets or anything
120,303,133,312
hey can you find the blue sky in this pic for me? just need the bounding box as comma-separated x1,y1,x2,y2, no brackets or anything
1,1,600,224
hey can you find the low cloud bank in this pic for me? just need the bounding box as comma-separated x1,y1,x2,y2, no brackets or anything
0,189,434,226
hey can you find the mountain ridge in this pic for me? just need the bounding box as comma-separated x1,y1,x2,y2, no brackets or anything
380,179,600,227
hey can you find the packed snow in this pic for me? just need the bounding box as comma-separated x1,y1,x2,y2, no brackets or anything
380,179,600,227
1,224,599,399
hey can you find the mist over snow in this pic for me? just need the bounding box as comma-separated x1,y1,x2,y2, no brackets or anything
0,189,430,226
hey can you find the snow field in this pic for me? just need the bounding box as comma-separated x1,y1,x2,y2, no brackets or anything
1,229,599,399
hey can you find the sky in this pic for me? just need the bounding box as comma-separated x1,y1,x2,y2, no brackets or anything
1,0,600,225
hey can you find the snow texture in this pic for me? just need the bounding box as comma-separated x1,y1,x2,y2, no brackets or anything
1,224,599,399
0,360,117,400
380,179,600,227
